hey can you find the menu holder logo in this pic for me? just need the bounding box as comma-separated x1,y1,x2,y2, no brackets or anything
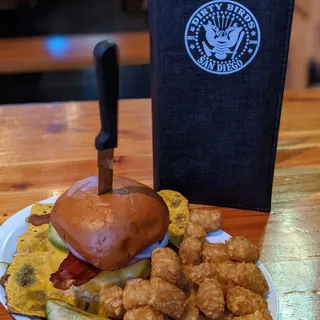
185,0,261,75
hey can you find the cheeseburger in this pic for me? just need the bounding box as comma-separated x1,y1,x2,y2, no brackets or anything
47,175,169,300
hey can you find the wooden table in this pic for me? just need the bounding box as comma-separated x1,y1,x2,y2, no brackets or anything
0,32,150,74
0,90,320,319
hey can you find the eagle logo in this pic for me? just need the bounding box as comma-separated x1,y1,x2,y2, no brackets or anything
203,21,245,60
184,0,261,75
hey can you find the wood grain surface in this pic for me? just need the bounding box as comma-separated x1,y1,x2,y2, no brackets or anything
0,32,150,74
0,90,320,319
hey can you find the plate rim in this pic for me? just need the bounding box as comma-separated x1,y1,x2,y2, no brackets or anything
0,197,279,320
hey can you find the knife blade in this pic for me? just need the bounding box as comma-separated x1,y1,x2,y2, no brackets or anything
94,40,119,195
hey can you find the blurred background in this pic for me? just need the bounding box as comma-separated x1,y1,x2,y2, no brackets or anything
0,0,319,105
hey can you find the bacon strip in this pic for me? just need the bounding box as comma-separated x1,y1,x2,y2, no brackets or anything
27,213,51,226
50,253,101,290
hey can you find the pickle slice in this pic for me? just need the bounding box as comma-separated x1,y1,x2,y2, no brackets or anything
48,223,69,252
46,299,108,319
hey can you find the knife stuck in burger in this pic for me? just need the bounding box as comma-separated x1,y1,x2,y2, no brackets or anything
94,40,118,196
48,40,170,293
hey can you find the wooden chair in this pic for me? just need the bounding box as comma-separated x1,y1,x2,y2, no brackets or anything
286,0,320,89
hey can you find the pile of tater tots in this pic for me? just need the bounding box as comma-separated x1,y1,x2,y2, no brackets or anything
99,208,272,320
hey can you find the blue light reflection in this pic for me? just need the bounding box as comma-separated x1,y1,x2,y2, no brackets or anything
45,36,70,58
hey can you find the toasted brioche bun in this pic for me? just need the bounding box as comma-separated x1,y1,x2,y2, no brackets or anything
51,176,170,270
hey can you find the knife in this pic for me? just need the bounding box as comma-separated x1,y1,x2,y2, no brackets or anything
94,40,119,195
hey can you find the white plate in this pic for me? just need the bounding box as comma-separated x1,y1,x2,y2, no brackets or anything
0,197,278,320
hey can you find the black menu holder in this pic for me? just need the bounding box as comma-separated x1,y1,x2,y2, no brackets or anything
149,0,294,212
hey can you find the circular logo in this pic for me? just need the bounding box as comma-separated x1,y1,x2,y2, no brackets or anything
185,0,261,75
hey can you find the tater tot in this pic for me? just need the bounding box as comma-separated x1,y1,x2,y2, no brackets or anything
181,265,198,297
196,279,225,319
190,209,223,232
186,263,217,286
123,278,150,310
216,261,239,286
234,263,269,297
233,310,272,320
182,264,194,279
148,277,187,320
179,237,202,265
226,286,268,316
151,248,182,285
177,267,189,291
182,263,229,296
100,285,125,319
226,237,260,263
202,243,231,263
215,310,235,319
184,281,198,298
200,313,234,320
181,292,201,320
216,262,269,297
124,306,166,320
184,222,207,243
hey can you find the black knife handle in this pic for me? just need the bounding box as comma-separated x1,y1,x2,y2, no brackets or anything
94,40,119,151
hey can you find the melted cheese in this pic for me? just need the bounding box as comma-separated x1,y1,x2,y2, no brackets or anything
5,251,49,318
16,224,48,253
4,202,150,318
4,204,56,318
46,242,76,306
